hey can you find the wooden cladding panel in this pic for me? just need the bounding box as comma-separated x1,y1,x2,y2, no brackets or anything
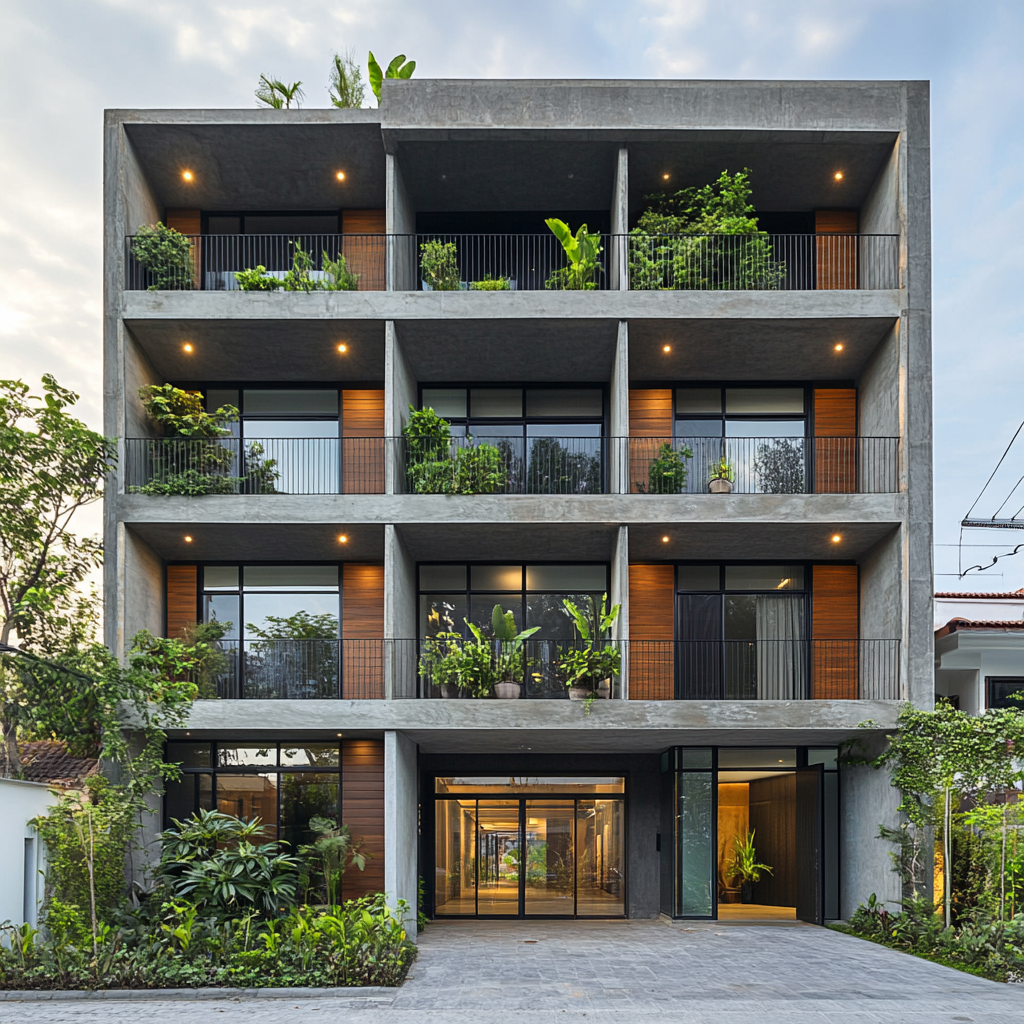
629,389,674,493
813,389,857,493
342,210,386,291
166,565,198,638
815,210,859,291
343,564,385,699
342,739,385,900
628,564,675,700
812,565,859,699
342,390,385,494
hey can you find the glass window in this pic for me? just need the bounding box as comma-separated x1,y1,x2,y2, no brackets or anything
525,389,603,418
243,390,338,416
166,742,212,768
279,773,340,852
526,565,606,592
525,593,586,637
243,592,339,638
243,215,339,235
725,388,804,415
435,777,624,794
677,772,713,916
677,566,720,591
422,389,467,418
471,597,523,635
419,565,467,591
245,420,339,439
207,217,241,235
244,566,339,591
679,748,712,769
206,390,239,413
217,745,277,767
725,419,804,438
164,775,197,824
675,419,723,438
676,389,722,414
471,565,522,591
718,748,797,769
421,595,468,636
281,743,341,768
216,773,279,833
202,594,238,639
204,566,239,590
725,566,804,591
470,388,522,418
808,748,838,769
987,678,1024,709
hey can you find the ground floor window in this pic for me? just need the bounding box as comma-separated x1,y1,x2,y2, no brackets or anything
433,776,625,918
667,747,839,923
987,677,1024,709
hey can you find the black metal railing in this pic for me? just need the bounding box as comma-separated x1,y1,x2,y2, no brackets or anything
207,640,385,699
123,233,900,292
627,639,901,701
397,436,607,495
123,234,387,291
628,436,899,494
124,437,385,495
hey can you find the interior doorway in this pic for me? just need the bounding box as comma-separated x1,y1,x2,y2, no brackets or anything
433,777,625,919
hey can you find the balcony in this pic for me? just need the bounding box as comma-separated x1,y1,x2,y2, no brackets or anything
125,436,899,496
123,233,900,292
196,638,900,701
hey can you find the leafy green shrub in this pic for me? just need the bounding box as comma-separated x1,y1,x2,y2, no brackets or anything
420,240,461,290
130,223,194,290
639,442,692,494
322,251,359,290
234,266,283,290
402,405,507,494
754,438,806,493
469,275,510,290
544,219,602,290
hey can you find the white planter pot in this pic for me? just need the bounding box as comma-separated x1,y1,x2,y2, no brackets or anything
568,687,592,701
708,478,733,494
494,681,521,699
439,684,456,699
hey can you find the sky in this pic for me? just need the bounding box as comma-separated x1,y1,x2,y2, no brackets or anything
2,0,1024,592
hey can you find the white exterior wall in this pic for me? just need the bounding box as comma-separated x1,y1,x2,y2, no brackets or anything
0,779,56,929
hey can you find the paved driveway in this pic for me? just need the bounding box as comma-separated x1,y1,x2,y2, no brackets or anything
3,919,1024,1023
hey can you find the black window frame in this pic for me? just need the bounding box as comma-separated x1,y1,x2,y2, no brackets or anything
986,676,1024,710
672,383,810,439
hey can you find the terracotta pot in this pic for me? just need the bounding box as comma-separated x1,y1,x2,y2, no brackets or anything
709,478,733,494
494,681,521,700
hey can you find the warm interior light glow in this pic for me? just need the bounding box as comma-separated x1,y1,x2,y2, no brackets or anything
834,342,844,352
662,173,670,180
182,170,193,182
834,171,844,181
776,578,792,590
183,343,193,353
662,344,671,353
831,534,842,543
662,536,670,543
184,535,193,543
336,171,346,181
338,535,348,544
337,343,347,353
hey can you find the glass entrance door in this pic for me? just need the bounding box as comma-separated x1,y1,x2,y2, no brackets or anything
524,800,575,915
477,801,520,916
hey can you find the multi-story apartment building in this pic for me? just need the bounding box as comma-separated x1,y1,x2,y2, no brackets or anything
103,79,932,932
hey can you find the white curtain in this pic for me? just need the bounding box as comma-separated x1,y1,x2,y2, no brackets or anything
755,594,806,699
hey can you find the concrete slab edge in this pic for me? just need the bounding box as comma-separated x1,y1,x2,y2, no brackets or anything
0,985,398,1002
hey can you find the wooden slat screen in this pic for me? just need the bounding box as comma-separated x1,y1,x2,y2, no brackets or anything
629,389,674,493
811,564,859,699
341,739,385,900
813,389,857,493
343,564,385,698
166,565,198,638
815,210,858,290
165,209,201,288
342,390,385,494
342,209,386,291
628,564,675,699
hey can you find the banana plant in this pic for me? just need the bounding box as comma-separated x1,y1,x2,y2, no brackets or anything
368,52,416,103
469,605,540,685
544,219,603,290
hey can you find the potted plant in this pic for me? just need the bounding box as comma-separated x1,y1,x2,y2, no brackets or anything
637,441,693,494
419,631,467,698
420,240,462,291
483,606,539,698
708,456,736,494
559,594,621,707
731,829,773,903
469,275,511,291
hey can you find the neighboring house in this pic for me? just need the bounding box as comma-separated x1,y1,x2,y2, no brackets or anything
103,79,931,928
935,590,1024,714
0,742,99,927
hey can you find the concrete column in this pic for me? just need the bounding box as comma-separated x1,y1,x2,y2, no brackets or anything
609,320,629,493
386,152,415,291
385,322,417,494
384,730,418,941
610,525,629,698
384,525,416,697
609,148,629,290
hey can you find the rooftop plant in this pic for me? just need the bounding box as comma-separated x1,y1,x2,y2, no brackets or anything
368,52,415,104
255,75,304,109
328,50,365,109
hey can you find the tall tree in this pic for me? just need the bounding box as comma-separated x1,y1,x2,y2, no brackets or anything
0,376,115,775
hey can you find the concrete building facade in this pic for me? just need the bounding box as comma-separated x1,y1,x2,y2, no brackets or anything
103,79,933,931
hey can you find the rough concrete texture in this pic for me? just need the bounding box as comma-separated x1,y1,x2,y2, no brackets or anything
384,731,418,940
4,919,1022,1022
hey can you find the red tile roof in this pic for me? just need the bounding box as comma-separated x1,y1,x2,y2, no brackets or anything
935,590,1024,598
17,741,99,787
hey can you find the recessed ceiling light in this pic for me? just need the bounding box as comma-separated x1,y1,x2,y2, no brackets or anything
663,344,671,353
336,171,346,181
663,173,670,180
662,536,670,543
834,343,844,352
831,534,842,544
183,343,193,353
182,170,194,182
337,343,347,353
184,535,193,543
338,534,348,544
834,171,844,181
